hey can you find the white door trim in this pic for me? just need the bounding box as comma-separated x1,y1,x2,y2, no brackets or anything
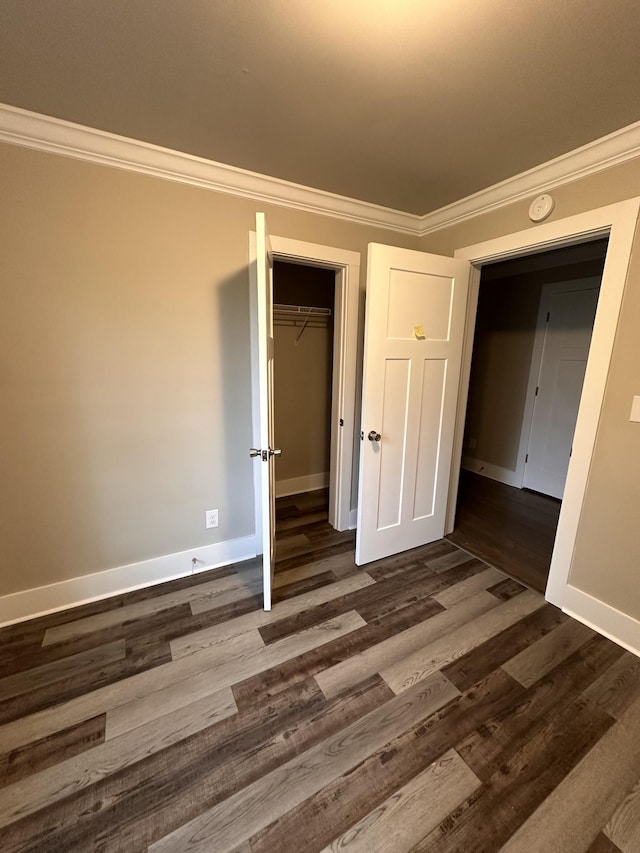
446,198,640,637
249,233,360,534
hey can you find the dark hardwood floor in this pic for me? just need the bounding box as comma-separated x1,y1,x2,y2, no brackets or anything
448,470,561,593
0,489,639,852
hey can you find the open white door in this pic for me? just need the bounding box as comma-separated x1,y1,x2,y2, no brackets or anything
356,244,470,565
251,212,280,610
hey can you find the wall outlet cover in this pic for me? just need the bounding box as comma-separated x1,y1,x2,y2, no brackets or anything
205,509,219,529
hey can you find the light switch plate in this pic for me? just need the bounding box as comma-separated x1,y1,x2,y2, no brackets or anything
630,396,640,422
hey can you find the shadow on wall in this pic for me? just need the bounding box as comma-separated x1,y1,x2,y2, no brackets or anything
210,267,256,546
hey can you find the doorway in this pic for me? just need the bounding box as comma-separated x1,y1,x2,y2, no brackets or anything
249,227,360,565
272,261,336,502
448,239,608,591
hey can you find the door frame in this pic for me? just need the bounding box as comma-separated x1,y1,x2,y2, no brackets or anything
446,198,640,644
249,232,360,539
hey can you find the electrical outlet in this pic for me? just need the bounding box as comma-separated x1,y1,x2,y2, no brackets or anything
205,509,219,529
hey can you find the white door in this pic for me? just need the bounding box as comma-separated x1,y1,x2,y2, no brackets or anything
523,282,599,499
356,244,471,565
251,212,281,610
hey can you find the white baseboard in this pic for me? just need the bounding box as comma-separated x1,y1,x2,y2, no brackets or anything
547,583,640,659
275,472,329,498
0,534,259,628
462,456,522,488
562,604,640,659
349,509,358,530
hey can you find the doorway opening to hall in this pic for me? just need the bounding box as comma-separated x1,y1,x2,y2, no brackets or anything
448,237,609,592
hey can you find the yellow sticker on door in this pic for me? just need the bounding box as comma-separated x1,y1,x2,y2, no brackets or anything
413,325,426,340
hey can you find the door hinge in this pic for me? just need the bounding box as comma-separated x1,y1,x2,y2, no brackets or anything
546,311,550,323
339,418,344,427
525,453,529,463
535,386,539,396
360,430,364,440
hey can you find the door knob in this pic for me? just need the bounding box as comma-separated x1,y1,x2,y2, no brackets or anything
249,448,268,461
368,430,381,442
250,448,282,460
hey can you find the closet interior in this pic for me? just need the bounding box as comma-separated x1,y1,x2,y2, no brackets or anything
272,260,336,499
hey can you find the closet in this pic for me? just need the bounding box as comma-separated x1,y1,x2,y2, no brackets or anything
272,261,336,498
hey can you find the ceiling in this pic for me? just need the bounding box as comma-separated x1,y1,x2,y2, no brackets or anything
1,1,639,215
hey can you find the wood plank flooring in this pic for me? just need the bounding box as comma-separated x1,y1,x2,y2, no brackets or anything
448,470,562,592
0,489,639,852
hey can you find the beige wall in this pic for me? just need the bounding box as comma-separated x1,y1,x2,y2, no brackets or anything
422,159,640,621
464,275,545,473
4,136,640,621
0,142,418,597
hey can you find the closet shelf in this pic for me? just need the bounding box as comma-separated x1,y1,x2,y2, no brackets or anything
273,304,332,339
273,304,332,317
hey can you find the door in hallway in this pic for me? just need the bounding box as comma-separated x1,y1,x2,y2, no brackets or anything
523,282,599,500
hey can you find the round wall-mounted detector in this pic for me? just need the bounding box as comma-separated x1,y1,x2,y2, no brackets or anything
529,194,555,222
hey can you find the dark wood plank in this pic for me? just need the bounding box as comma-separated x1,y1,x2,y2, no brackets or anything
0,639,126,702
442,602,568,692
272,570,337,601
274,536,356,574
259,558,485,645
275,488,329,522
0,604,194,678
456,634,623,782
366,539,460,581
448,469,560,592
0,638,171,726
0,714,106,789
233,596,445,711
7,676,393,853
356,559,488,622
487,577,528,601
0,677,324,852
249,668,523,853
413,695,614,852
581,650,640,720
587,833,623,853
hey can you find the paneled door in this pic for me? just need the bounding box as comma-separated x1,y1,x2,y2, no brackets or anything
523,282,600,499
356,244,470,565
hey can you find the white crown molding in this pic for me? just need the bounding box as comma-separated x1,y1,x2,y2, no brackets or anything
0,103,420,236
2,103,640,239
418,120,640,236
